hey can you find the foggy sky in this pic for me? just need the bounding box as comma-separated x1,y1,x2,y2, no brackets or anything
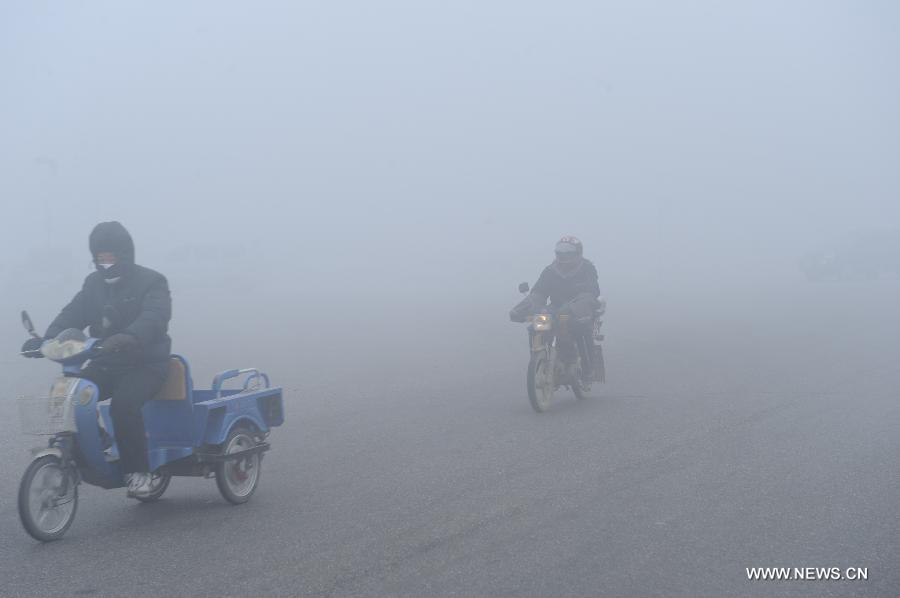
1,1,898,371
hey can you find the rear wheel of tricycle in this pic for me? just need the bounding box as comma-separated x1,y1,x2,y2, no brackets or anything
18,455,78,542
215,427,261,504
133,473,171,503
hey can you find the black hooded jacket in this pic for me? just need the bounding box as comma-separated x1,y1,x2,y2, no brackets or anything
531,258,601,307
44,222,172,365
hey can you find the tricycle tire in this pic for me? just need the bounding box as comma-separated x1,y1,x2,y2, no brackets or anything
215,427,261,504
18,455,78,542
133,473,171,503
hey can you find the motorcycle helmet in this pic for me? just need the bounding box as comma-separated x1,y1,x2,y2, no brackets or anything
554,235,583,264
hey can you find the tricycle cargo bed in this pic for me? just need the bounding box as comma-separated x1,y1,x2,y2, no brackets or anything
141,358,284,471
192,387,284,445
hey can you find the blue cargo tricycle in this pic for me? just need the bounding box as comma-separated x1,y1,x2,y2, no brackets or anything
15,311,284,542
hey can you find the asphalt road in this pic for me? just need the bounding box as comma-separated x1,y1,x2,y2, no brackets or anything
1,280,898,597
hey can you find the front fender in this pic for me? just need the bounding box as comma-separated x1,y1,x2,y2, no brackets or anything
30,447,63,460
206,413,267,446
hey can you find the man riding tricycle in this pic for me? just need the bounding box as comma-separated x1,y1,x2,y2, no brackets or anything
15,222,284,541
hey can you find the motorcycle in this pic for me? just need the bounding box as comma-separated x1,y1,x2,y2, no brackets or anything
15,310,284,542
512,283,605,412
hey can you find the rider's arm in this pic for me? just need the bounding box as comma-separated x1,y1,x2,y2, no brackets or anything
530,267,552,307
579,260,601,299
44,285,90,339
122,275,171,347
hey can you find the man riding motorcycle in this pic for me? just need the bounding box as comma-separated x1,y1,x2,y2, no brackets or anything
509,235,601,378
20,221,172,497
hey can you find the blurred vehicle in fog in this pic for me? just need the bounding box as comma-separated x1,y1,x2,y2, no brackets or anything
800,229,900,282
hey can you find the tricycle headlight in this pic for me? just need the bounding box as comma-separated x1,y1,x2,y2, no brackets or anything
532,314,552,331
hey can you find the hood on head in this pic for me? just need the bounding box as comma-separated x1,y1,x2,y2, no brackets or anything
89,221,135,264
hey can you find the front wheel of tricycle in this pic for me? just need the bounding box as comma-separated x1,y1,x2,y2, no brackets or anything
18,455,78,542
215,427,261,505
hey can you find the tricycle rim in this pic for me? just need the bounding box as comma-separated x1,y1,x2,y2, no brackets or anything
215,428,261,503
18,455,78,541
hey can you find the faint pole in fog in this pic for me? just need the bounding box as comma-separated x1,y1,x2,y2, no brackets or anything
34,156,58,243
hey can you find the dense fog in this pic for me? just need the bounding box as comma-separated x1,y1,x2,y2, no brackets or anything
4,2,898,384
1,2,898,596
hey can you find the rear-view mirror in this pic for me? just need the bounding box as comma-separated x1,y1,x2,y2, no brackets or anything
21,310,37,337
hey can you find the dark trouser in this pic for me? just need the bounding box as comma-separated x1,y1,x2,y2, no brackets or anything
80,361,169,474
556,295,599,377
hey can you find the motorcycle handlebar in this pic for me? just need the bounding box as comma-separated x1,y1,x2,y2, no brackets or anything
19,342,104,360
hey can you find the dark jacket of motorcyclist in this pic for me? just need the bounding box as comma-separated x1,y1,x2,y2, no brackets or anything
43,221,171,366
510,236,601,321
530,257,601,308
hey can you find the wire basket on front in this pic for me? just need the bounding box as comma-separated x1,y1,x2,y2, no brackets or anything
17,395,77,436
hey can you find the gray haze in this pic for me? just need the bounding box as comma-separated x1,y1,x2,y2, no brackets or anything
1,2,899,597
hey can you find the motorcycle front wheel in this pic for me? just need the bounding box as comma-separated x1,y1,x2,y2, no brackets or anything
527,353,555,413
18,455,78,542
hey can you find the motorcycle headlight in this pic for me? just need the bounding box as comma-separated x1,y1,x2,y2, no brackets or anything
532,314,552,331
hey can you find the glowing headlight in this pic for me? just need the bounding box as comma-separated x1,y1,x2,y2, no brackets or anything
532,314,552,331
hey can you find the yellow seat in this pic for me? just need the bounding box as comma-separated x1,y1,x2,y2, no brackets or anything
152,357,188,401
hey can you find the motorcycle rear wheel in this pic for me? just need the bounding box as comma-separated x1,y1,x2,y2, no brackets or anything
572,377,591,400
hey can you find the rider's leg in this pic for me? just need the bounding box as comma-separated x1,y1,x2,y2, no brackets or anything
560,295,598,377
77,364,114,396
77,365,117,450
108,361,168,475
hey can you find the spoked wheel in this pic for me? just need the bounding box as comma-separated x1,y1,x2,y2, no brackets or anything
527,353,555,413
132,472,171,503
215,427,261,504
18,455,78,542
